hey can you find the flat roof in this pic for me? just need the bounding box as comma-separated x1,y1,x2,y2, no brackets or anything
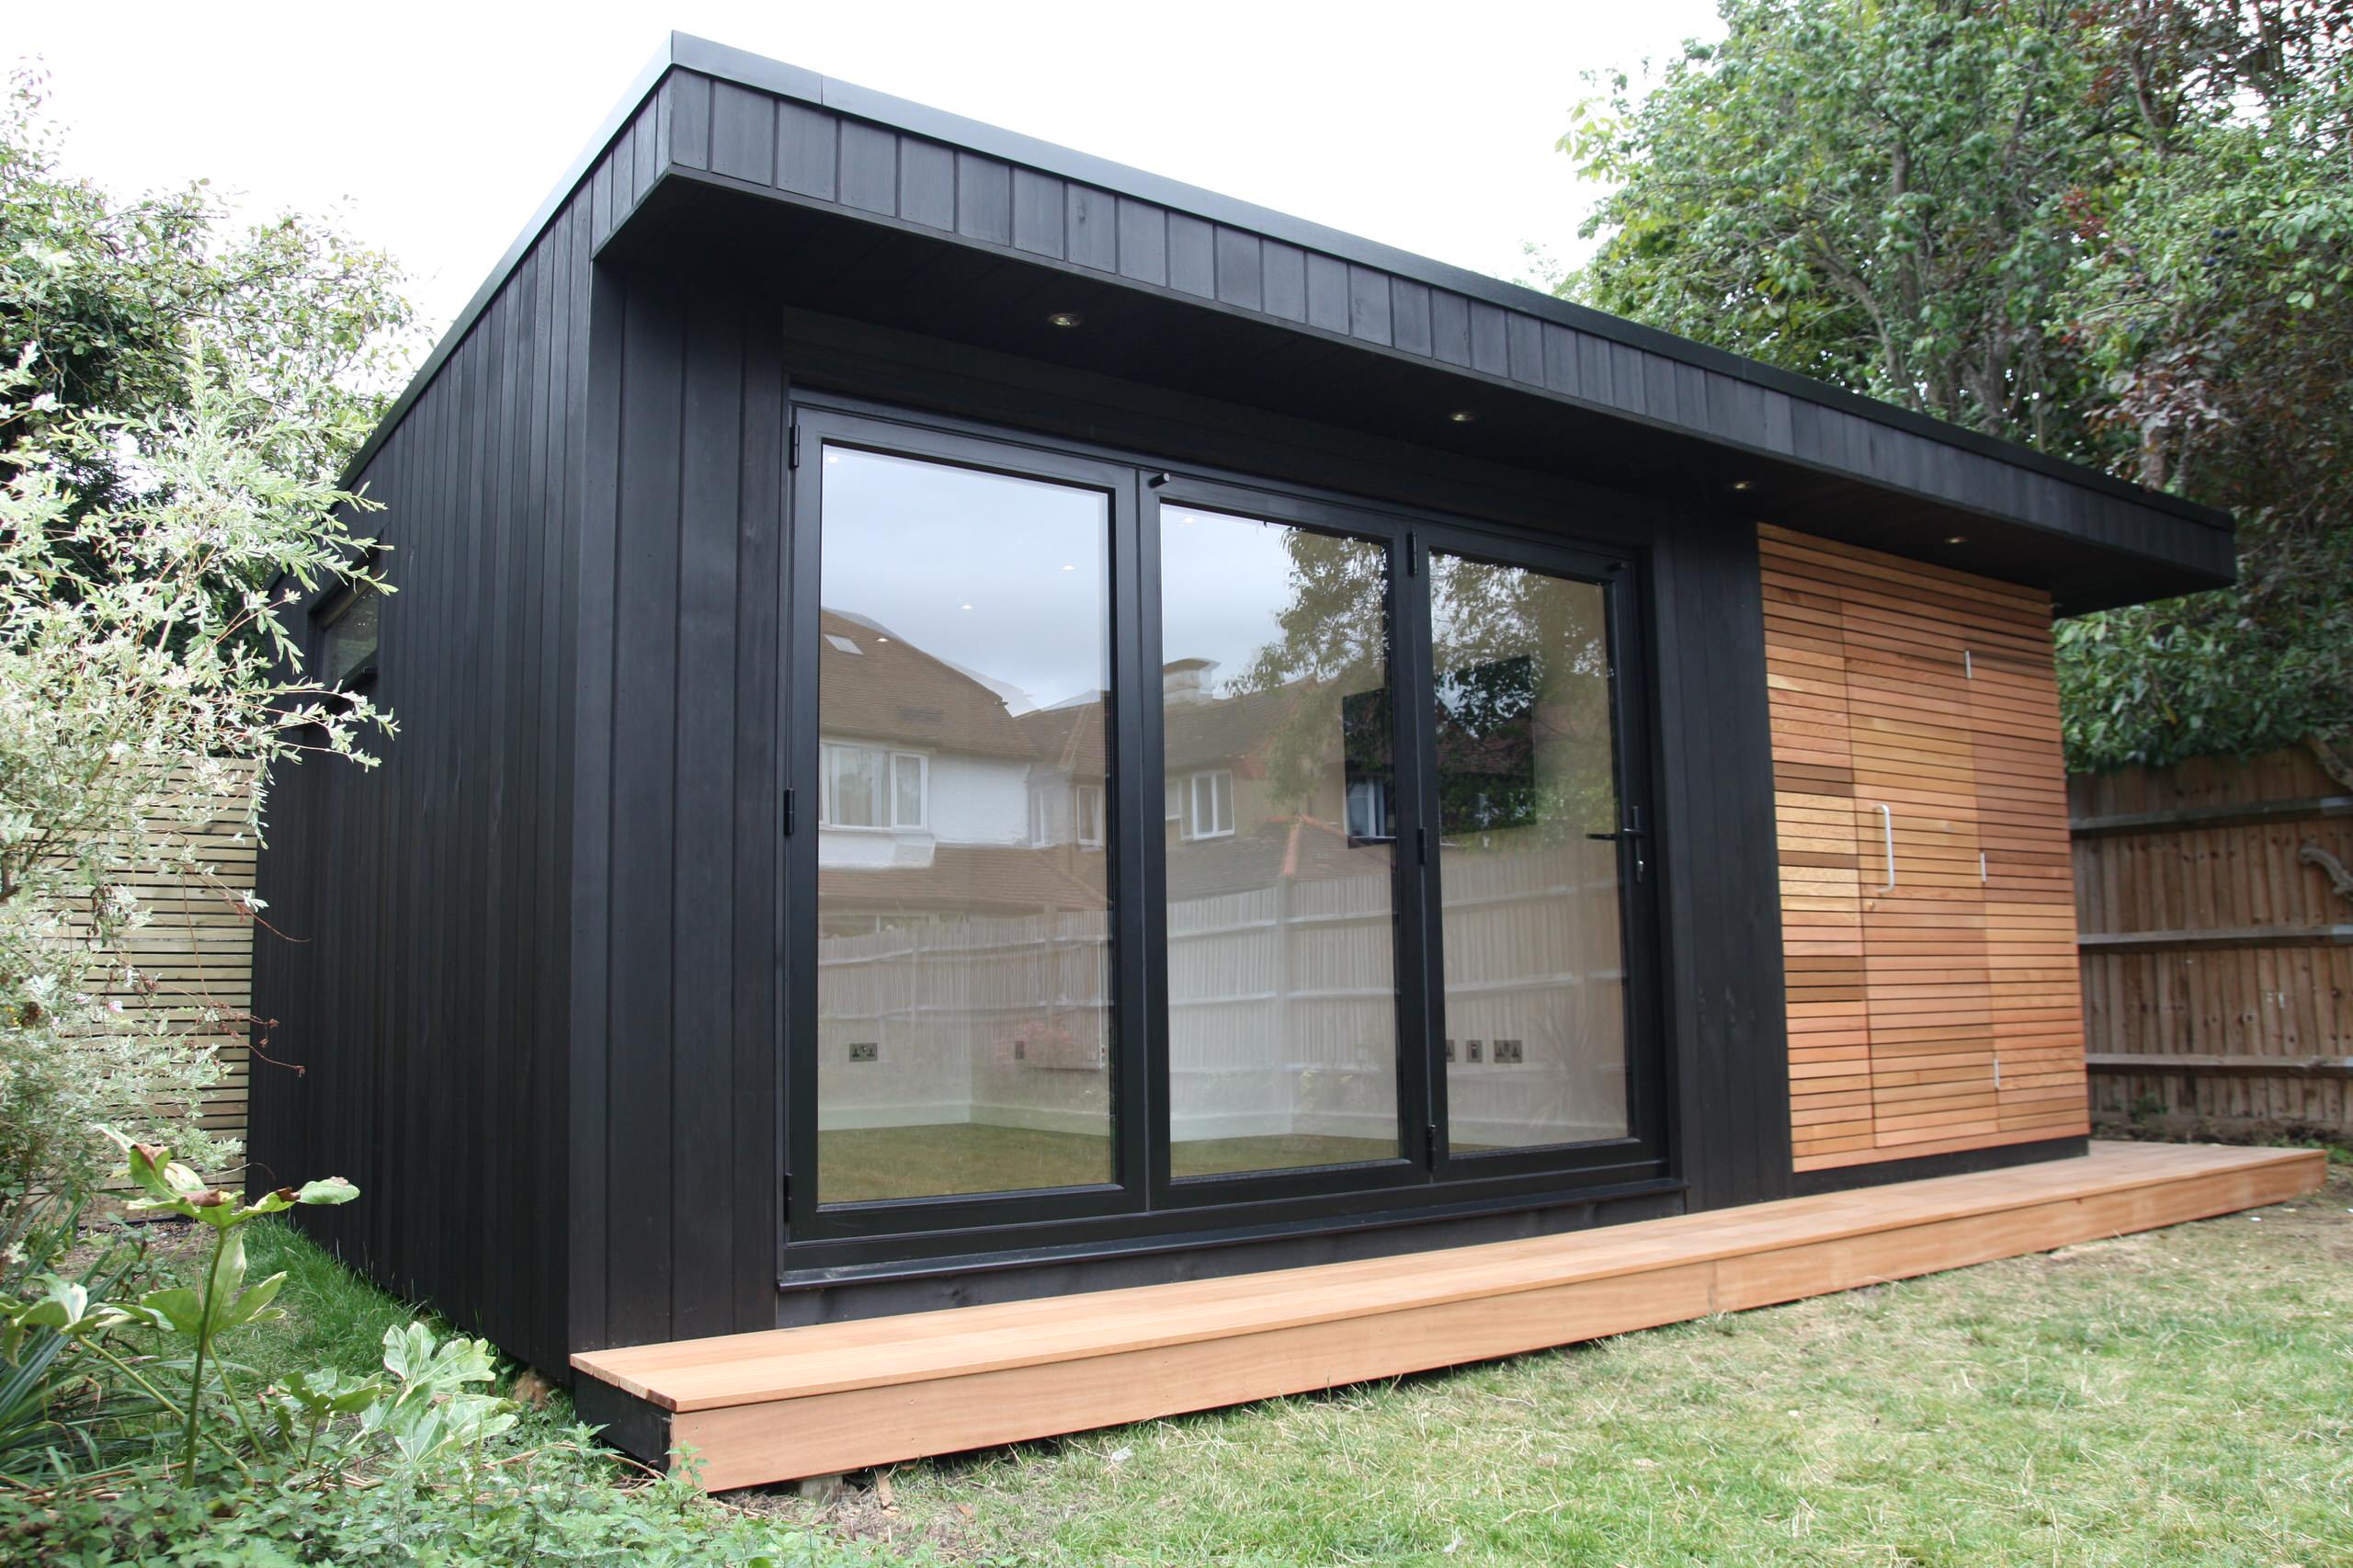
350,32,2233,613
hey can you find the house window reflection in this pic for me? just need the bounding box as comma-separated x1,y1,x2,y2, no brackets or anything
1158,508,1402,1177
821,742,926,830
1183,769,1234,840
814,448,1116,1205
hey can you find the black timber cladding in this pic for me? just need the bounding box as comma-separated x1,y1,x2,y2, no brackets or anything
248,145,601,1376
258,32,2214,1360
252,100,789,1363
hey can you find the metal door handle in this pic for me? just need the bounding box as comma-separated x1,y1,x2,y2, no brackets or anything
1874,803,1895,891
1586,810,1649,883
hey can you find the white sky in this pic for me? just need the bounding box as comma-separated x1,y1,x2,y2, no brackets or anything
14,0,1724,350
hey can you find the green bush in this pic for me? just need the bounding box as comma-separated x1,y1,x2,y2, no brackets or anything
3,1437,920,1566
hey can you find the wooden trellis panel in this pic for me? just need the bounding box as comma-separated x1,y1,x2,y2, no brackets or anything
57,768,258,1152
1762,526,2088,1171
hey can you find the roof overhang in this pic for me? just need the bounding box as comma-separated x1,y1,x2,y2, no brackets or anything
358,33,2234,616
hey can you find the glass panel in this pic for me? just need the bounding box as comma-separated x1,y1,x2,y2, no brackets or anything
1430,552,1630,1152
824,744,884,828
1160,507,1400,1176
892,754,925,827
816,447,1114,1203
321,587,379,687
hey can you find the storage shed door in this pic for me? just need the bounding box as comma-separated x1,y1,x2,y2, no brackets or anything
1762,526,2089,1172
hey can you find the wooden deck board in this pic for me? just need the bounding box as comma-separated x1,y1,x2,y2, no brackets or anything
571,1142,2320,1490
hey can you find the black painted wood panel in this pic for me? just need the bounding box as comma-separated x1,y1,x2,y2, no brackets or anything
572,268,785,1350
562,51,2225,605
249,174,603,1377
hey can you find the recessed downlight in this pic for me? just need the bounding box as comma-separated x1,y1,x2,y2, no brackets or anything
1944,534,1969,545
1046,310,1084,329
1731,479,1754,492
1448,410,1477,424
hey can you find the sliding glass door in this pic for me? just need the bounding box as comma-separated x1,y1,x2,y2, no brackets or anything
785,403,1659,1253
1156,503,1409,1182
1423,544,1641,1173
808,447,1118,1205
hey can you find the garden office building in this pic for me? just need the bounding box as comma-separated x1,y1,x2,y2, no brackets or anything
251,34,2321,1490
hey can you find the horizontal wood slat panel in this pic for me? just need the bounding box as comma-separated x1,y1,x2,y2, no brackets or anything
574,1142,2319,1489
53,767,258,1165
1762,526,2088,1171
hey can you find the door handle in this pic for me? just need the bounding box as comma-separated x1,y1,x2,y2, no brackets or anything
1586,812,1649,883
1874,802,1895,891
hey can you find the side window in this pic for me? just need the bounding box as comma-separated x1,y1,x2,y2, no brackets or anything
821,743,926,829
317,582,380,689
891,752,926,829
1187,769,1234,839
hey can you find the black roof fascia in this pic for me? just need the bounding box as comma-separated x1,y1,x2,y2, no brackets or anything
344,31,2230,560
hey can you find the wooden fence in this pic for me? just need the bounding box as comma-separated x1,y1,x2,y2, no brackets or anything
57,770,258,1154
2071,747,2352,1139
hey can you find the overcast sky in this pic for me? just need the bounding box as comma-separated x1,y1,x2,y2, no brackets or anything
16,0,1724,350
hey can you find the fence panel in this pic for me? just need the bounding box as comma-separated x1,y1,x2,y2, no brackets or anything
2071,748,2353,1138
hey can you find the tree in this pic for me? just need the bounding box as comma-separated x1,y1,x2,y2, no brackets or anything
2055,2,2353,773
1566,0,2120,455
0,74,409,499
1565,0,2353,772
0,74,410,1207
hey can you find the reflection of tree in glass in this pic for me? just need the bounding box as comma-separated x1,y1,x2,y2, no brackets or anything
1227,528,1392,822
1224,531,1618,842
1430,554,1618,845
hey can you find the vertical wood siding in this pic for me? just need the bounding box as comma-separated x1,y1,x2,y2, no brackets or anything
1762,525,2088,1172
248,140,614,1374
1654,519,1792,1208
568,267,786,1352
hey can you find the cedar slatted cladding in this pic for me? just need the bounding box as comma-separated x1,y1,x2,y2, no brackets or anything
1762,525,2088,1171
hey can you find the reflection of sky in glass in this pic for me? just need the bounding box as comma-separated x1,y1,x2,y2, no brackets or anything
1158,509,1310,693
822,447,1109,713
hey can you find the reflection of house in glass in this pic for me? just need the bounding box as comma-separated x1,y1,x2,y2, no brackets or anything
816,567,1628,1190
813,607,1114,1194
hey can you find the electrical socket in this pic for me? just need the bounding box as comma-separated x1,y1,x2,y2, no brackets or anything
848,1041,879,1062
1494,1040,1524,1064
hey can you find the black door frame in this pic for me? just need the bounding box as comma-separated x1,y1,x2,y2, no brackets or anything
781,392,1672,1267
784,407,1148,1244
1409,522,1665,1185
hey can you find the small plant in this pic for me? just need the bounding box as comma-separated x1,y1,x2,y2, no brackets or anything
109,1130,360,1474
0,1194,151,1478
0,1131,531,1498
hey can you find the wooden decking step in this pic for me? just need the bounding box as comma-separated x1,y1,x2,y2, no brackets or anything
571,1142,2324,1491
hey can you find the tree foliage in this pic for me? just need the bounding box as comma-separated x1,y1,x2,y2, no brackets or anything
2055,3,2353,772
0,74,411,499
0,74,410,1207
1566,0,2353,772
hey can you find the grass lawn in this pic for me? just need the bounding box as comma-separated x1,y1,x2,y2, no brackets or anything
751,1144,2353,1567
164,1143,2348,1565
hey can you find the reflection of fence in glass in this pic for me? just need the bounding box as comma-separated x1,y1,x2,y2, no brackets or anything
813,837,1627,1159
